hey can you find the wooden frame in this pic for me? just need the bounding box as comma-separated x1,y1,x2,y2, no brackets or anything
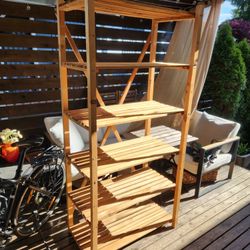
56,0,206,248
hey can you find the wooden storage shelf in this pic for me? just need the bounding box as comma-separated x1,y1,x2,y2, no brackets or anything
64,62,190,71
69,201,172,250
66,100,184,129
68,135,179,178
59,0,194,20
69,167,175,220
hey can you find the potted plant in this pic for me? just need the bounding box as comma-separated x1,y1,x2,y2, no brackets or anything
236,142,250,169
0,129,23,163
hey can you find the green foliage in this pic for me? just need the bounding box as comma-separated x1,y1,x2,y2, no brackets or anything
236,39,250,144
202,23,246,119
231,0,250,20
237,142,250,155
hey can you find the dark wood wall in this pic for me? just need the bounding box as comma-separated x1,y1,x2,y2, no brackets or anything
0,0,173,135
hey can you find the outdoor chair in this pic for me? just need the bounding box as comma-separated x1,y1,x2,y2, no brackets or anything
175,111,240,198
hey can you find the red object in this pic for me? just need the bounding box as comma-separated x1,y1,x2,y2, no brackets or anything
0,144,20,163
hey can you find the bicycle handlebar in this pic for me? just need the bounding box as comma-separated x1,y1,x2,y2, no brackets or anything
12,136,44,149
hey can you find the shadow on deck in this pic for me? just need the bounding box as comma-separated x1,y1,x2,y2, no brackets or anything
5,165,250,250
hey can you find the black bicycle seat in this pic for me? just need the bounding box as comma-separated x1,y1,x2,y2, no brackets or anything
12,136,44,148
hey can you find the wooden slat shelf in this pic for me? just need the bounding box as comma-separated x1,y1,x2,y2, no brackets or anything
59,0,194,20
69,167,175,220
69,201,172,250
68,135,179,178
66,101,184,129
64,62,190,70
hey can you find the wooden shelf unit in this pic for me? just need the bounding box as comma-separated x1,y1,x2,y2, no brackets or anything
56,0,205,249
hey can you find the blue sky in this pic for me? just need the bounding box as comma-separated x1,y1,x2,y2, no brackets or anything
219,0,236,24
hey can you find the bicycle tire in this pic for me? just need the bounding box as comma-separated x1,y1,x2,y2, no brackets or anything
14,148,65,237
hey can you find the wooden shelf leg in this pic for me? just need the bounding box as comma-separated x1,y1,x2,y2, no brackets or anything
56,0,73,228
85,0,98,249
172,3,205,228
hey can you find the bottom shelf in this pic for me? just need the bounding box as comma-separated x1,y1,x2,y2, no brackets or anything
70,201,172,250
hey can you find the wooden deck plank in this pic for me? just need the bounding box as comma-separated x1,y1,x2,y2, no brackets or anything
184,204,250,250
125,166,250,250
204,215,250,250
224,229,250,250
6,166,250,250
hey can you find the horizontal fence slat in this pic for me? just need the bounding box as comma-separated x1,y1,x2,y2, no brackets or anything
0,100,86,117
0,34,167,52
0,2,153,29
0,18,156,41
0,50,165,63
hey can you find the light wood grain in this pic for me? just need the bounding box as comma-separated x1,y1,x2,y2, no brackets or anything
68,136,179,177
66,101,184,128
59,0,194,20
69,201,172,250
69,167,175,220
64,61,190,70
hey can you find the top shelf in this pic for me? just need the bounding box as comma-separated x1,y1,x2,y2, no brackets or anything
59,0,195,20
64,62,190,71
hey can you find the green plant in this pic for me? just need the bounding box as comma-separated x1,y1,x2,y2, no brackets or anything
202,23,246,119
237,142,250,155
231,0,250,20
0,128,23,144
236,39,250,144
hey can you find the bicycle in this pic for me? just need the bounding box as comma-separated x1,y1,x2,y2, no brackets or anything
0,136,65,248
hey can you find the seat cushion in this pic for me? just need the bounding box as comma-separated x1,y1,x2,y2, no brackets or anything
175,153,232,175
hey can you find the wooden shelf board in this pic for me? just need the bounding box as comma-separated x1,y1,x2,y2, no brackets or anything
69,201,172,250
68,135,179,178
66,101,184,129
64,62,190,70
59,0,194,20
69,167,175,220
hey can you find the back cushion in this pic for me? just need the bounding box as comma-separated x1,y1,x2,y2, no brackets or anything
192,112,236,147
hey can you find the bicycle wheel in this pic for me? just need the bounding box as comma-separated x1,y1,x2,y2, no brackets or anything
14,147,65,236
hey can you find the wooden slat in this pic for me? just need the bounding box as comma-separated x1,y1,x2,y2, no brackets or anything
0,34,159,52
0,18,153,41
129,125,198,147
69,201,172,250
65,62,190,70
0,1,153,29
69,167,175,220
0,89,85,105
66,101,183,128
68,136,179,177
59,0,194,20
0,100,86,117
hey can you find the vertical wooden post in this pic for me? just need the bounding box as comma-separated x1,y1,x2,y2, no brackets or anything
56,0,73,227
85,0,98,249
172,3,205,228
145,20,158,136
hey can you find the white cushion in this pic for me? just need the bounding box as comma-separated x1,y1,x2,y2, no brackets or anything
175,153,232,175
49,118,85,153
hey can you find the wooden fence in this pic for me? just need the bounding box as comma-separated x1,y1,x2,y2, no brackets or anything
0,0,173,135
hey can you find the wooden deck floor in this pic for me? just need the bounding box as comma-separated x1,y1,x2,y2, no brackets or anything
6,165,250,250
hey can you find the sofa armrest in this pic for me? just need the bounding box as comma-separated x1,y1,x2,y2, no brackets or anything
202,136,240,151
